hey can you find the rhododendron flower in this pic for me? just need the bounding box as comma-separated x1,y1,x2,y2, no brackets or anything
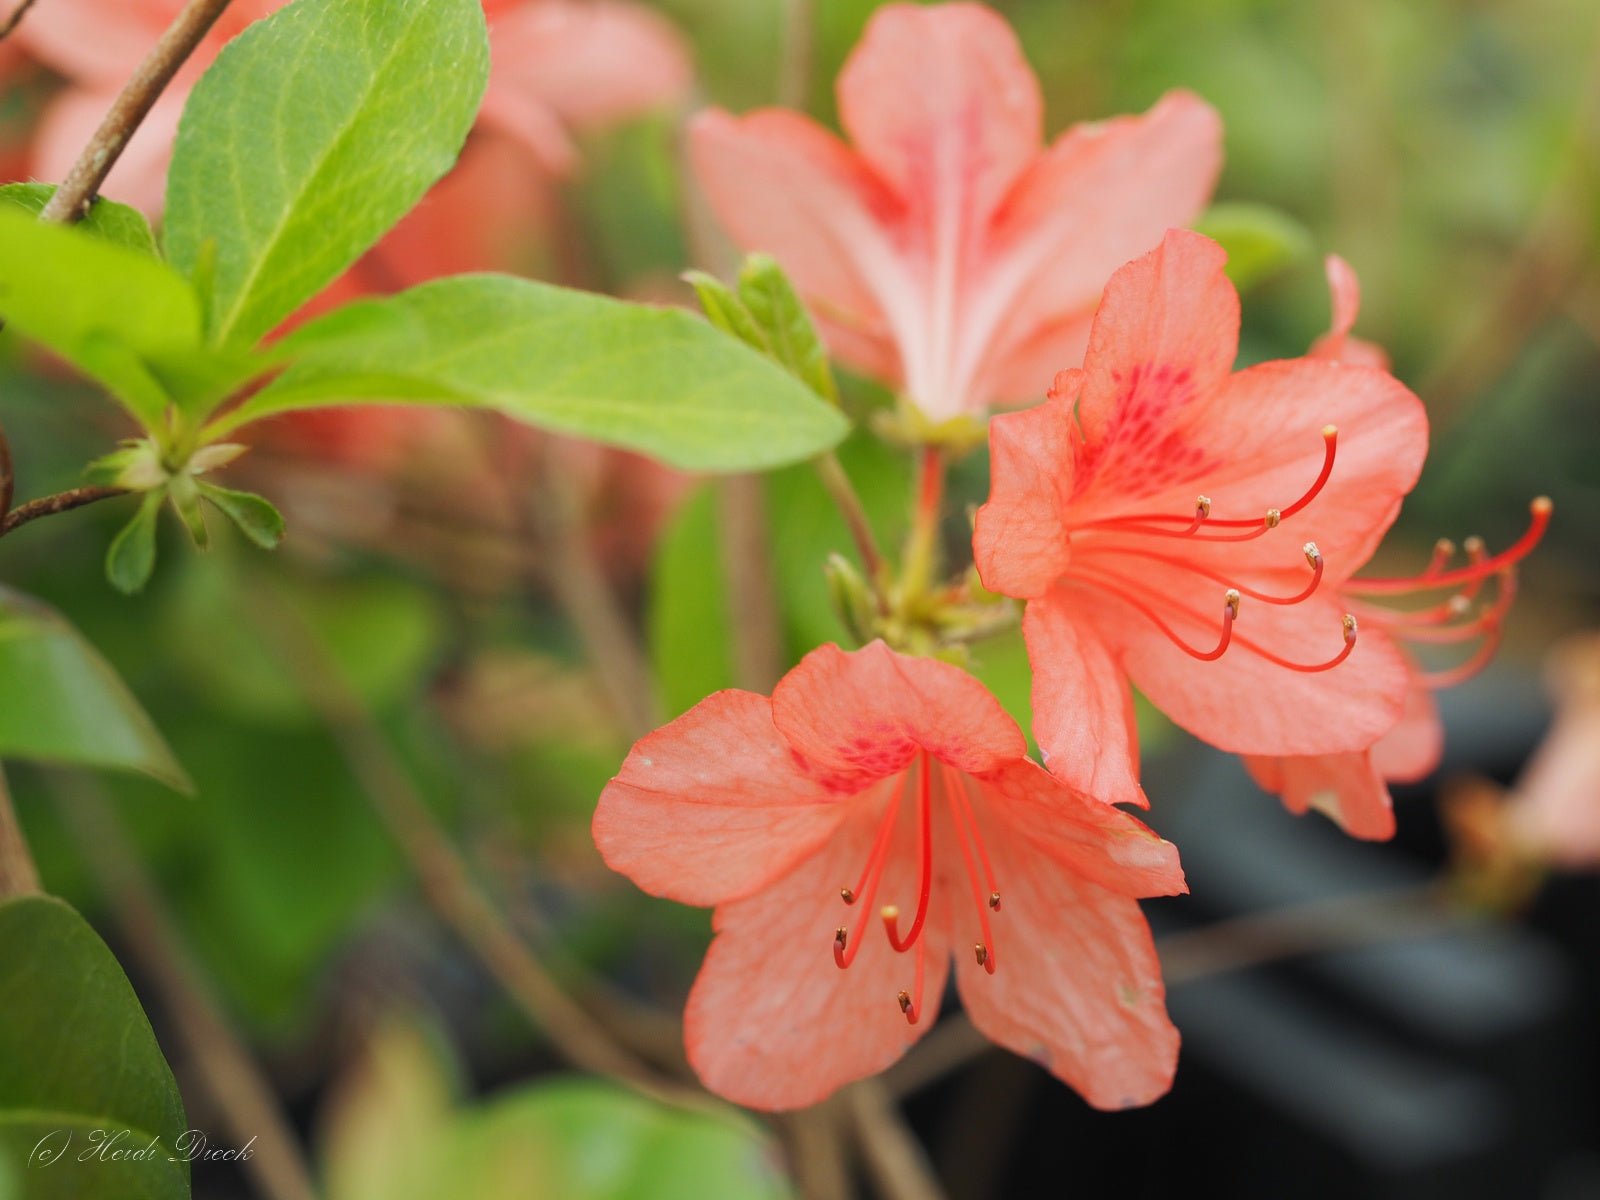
1237,260,1550,837
593,642,1186,1111
974,229,1432,812
689,1,1220,421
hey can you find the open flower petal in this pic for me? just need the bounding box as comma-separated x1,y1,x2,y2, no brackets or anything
594,690,847,907
973,390,1079,599
1243,751,1397,841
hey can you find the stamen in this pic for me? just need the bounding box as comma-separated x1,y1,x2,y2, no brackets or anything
1077,426,1337,534
1075,568,1239,661
943,763,1000,976
1233,613,1358,674
833,776,907,970
1347,498,1552,595
1417,570,1518,688
895,933,927,1025
1425,538,1456,576
832,927,849,968
840,784,902,907
883,752,933,953
1083,540,1327,606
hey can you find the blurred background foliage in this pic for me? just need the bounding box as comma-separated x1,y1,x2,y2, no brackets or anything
2,0,1598,1195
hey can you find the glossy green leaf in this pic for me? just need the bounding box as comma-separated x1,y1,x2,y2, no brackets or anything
0,184,158,255
105,492,164,596
217,275,851,472
0,588,188,790
1192,202,1313,293
164,0,490,347
0,208,201,429
198,485,284,550
0,896,190,1200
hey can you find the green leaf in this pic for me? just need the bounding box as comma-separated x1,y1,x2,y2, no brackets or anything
166,475,208,551
0,208,201,429
164,0,490,347
737,255,838,403
0,588,189,791
1192,202,1314,293
105,492,164,595
0,896,190,1200
217,275,851,472
198,484,283,550
681,271,768,353
0,184,159,255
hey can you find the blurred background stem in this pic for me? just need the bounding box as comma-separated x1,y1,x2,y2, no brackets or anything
0,764,40,897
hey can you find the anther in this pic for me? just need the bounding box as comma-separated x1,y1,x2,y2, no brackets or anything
1463,535,1485,557
1225,588,1242,620
1349,497,1553,595
833,928,849,969
975,943,996,975
840,886,856,905
1304,542,1321,569
1196,496,1212,518
897,991,914,1020
1343,613,1358,642
989,890,1001,911
1264,508,1282,529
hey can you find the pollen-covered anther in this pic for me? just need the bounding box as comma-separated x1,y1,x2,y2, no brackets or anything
840,886,856,904
833,927,849,968
1462,535,1485,557
974,942,996,975
1448,594,1473,617
988,890,1001,911
1264,508,1282,529
1225,588,1242,620
1342,613,1359,642
1303,542,1321,568
1196,495,1212,518
897,990,915,1021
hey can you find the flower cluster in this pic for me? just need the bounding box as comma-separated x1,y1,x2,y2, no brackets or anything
594,1,1550,1111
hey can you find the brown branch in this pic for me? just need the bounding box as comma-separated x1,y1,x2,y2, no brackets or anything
781,1103,855,1200
55,780,317,1200
246,586,716,1114
39,0,235,223
0,419,13,521
0,764,41,899
0,485,127,538
846,1081,946,1200
717,474,785,692
0,0,40,41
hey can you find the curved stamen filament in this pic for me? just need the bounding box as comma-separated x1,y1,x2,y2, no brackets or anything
1078,426,1338,534
1391,569,1517,645
883,752,933,953
1076,567,1240,661
834,777,906,970
896,933,927,1025
942,764,998,975
1231,613,1359,674
840,782,902,907
1419,621,1504,689
1085,541,1326,607
1347,498,1551,595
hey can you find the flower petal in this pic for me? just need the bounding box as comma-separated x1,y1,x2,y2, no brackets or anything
688,107,906,377
1508,704,1600,868
952,813,1178,1110
973,388,1079,599
836,1,1041,227
1020,591,1149,810
1243,751,1397,841
771,643,1027,789
979,761,1184,895
593,690,847,907
965,92,1222,404
1310,254,1389,369
685,792,947,1109
1072,228,1239,481
1369,677,1442,783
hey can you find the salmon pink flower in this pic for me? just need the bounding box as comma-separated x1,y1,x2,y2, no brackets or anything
1505,633,1600,868
973,229,1432,811
689,1,1220,422
1240,259,1550,838
593,641,1186,1111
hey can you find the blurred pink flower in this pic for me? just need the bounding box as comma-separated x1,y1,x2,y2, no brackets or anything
1506,634,1600,867
1242,258,1550,840
690,1,1221,421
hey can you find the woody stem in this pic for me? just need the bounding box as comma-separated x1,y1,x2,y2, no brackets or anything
0,764,41,899
816,451,887,603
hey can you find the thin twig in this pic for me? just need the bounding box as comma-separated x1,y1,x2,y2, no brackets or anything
55,779,318,1200
0,419,13,521
40,0,236,222
246,585,715,1114
777,0,816,110
0,0,39,41
0,485,127,538
781,1103,855,1200
846,1081,946,1200
717,474,785,691
0,764,41,899
816,451,886,590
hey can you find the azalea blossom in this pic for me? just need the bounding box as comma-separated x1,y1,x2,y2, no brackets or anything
1504,632,1600,867
593,641,1186,1111
689,1,1221,422
973,228,1433,812
1241,258,1550,838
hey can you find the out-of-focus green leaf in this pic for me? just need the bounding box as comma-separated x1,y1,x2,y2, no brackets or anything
0,588,188,791
0,896,189,1200
217,275,851,472
198,484,284,550
0,208,201,430
164,0,490,348
105,492,164,596
1192,202,1313,293
648,487,733,716
0,184,158,255
322,1021,790,1200
737,255,838,403
682,271,766,352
